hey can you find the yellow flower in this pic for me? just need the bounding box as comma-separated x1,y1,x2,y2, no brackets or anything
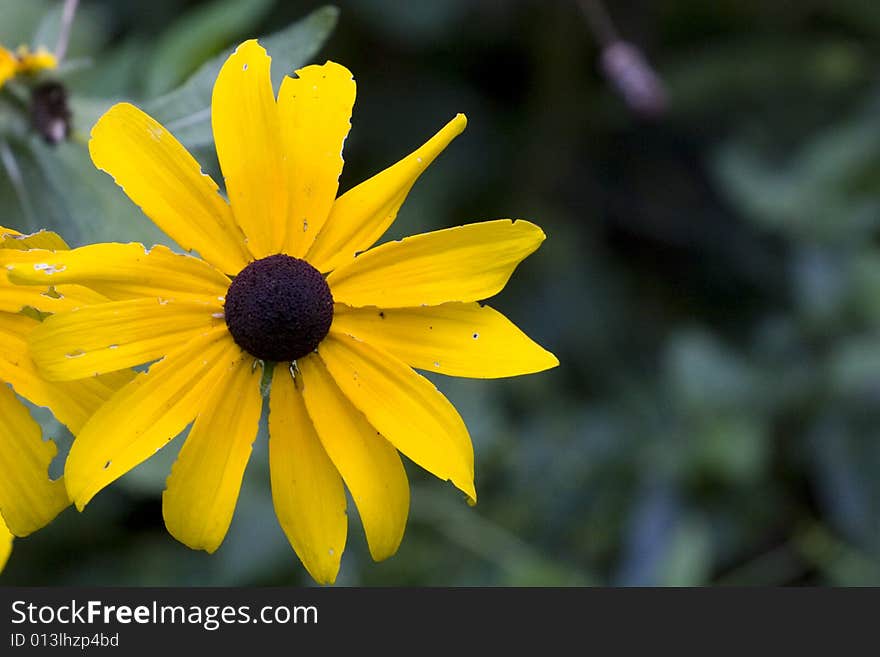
0,45,57,88
5,40,558,584
0,226,130,574
0,49,13,88
0,521,11,572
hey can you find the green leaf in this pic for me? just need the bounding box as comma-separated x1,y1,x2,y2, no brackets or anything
31,0,110,58
712,99,880,243
20,137,167,247
657,516,713,586
808,414,880,553
68,95,117,137
0,0,51,46
62,36,150,99
665,37,868,117
31,3,64,52
664,329,756,414
0,139,65,234
849,251,880,325
828,337,880,399
144,0,275,97
144,5,339,149
690,415,769,484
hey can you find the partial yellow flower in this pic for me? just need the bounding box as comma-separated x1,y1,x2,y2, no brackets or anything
0,48,15,88
0,517,12,573
15,46,57,74
5,40,558,585
0,45,56,88
0,226,130,575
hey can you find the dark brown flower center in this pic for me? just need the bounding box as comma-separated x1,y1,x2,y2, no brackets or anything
224,254,333,362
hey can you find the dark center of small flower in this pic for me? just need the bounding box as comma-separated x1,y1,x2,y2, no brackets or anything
224,254,333,362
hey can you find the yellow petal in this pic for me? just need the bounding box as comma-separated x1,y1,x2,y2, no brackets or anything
0,273,50,313
0,384,68,537
0,517,11,573
269,364,347,583
277,62,356,258
30,297,224,381
0,285,49,314
3,242,231,301
307,114,467,273
318,334,475,502
0,270,108,314
0,229,109,313
297,353,409,562
331,302,558,378
14,46,57,74
0,312,133,433
0,227,68,251
89,103,251,274
212,39,287,258
49,285,109,310
89,369,137,395
327,219,546,308
0,47,15,88
65,327,243,509
163,355,263,553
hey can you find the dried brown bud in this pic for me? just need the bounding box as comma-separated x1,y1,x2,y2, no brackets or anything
30,81,72,145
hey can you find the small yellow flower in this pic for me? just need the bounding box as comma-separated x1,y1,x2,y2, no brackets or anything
0,45,57,88
0,226,130,574
0,49,14,88
5,40,558,584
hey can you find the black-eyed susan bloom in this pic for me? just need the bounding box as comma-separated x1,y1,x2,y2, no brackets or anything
5,40,558,584
0,45,56,89
0,226,130,574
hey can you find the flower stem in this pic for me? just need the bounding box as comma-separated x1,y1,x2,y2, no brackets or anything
576,0,618,47
54,0,80,63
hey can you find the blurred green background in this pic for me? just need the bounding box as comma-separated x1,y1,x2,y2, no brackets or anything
3,0,880,585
